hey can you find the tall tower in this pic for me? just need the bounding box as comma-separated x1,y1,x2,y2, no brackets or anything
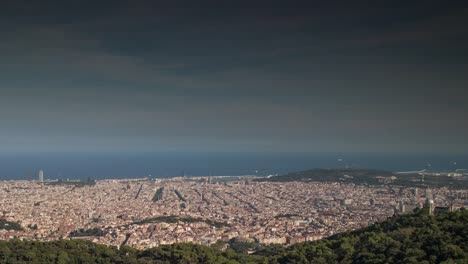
399,200,406,214
38,170,44,183
425,188,432,199
424,198,434,216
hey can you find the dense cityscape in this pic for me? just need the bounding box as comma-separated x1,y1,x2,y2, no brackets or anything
1,173,466,250
1,1,468,262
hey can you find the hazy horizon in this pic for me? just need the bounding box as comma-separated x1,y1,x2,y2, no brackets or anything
1,151,466,180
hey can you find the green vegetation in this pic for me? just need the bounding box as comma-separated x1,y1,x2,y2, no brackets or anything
266,209,468,263
0,210,466,263
27,224,37,230
274,214,300,219
69,228,107,238
0,240,262,264
256,168,468,188
226,238,263,254
0,219,23,231
131,216,230,228
46,178,96,188
203,219,230,229
394,173,468,188
255,169,393,184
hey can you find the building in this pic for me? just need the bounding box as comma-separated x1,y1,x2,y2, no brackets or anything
398,201,405,213
341,199,353,206
38,170,44,183
424,198,435,216
425,188,433,199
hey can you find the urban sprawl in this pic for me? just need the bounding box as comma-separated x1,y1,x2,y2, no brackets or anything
1,176,467,249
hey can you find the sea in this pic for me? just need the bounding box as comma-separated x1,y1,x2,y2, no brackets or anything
0,152,466,181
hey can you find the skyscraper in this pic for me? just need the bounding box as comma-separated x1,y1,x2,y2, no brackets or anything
399,200,406,214
38,170,44,183
425,188,432,199
424,198,435,216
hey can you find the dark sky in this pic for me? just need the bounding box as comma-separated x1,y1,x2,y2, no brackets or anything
1,0,467,153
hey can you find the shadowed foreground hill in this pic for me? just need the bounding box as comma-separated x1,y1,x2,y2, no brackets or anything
266,209,468,264
0,210,467,263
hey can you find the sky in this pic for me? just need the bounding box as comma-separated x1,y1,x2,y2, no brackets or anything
0,1,467,153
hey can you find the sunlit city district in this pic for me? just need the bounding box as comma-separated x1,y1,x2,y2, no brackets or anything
1,171,466,249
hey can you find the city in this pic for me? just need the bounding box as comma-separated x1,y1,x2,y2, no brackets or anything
1,174,466,249
1,0,467,262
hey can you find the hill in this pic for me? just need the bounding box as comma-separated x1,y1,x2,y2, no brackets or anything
265,209,468,263
0,209,466,263
255,169,393,184
255,168,468,188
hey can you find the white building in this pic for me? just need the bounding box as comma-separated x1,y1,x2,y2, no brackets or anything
38,170,44,183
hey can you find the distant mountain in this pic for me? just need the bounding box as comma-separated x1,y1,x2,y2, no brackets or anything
255,168,393,184
0,210,466,263
255,168,468,188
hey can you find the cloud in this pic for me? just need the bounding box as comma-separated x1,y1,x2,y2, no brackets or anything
345,8,468,48
0,2,467,153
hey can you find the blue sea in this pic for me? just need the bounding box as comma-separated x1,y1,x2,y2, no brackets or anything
0,152,466,180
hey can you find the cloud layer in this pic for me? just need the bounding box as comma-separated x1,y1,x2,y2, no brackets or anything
0,1,467,152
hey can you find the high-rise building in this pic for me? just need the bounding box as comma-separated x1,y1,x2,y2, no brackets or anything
399,200,406,213
38,170,44,183
425,188,432,199
424,198,435,215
